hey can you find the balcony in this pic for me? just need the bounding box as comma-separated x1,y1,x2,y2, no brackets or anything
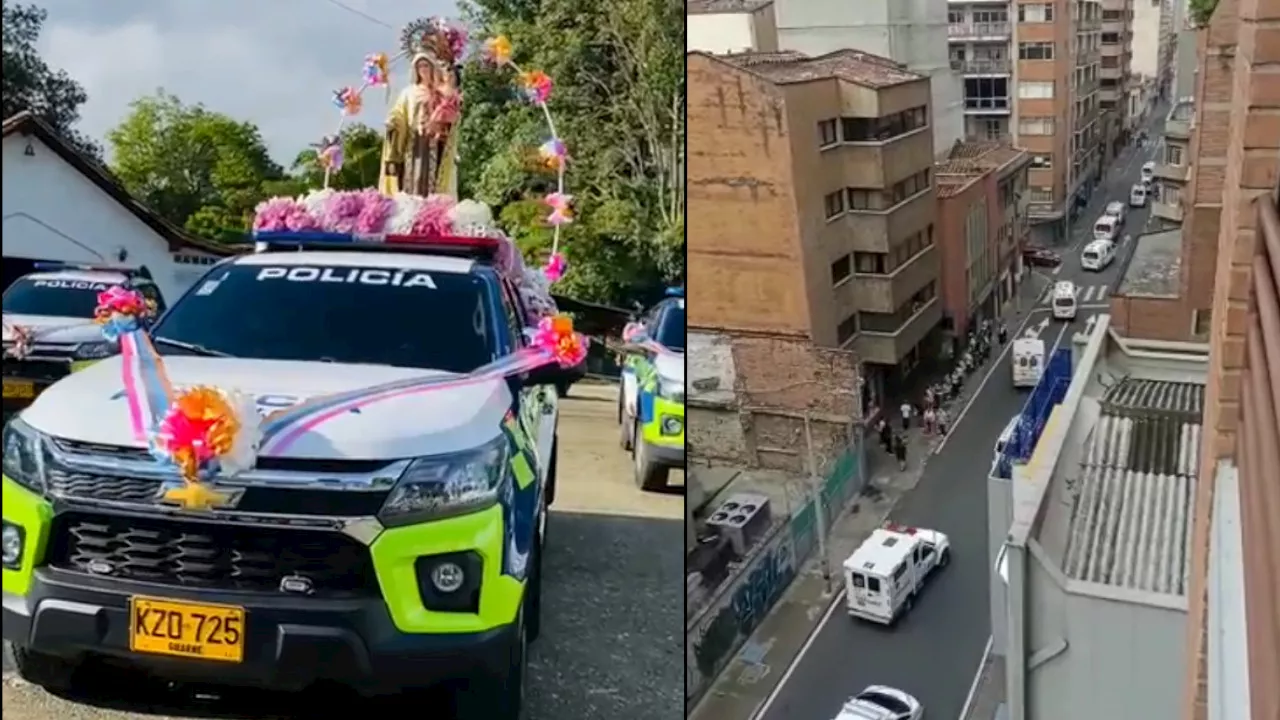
855,298,944,365
948,22,1011,40
964,96,1013,114
1165,117,1191,140
1154,162,1189,184
1152,200,1184,223
951,58,1011,75
844,245,941,314
838,189,936,254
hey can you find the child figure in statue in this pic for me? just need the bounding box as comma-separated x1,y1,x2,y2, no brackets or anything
379,22,462,198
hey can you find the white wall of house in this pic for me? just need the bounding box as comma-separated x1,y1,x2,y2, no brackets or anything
688,13,758,54
2,133,218,303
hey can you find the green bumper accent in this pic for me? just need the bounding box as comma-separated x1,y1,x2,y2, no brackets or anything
70,359,100,373
642,395,685,448
1,476,54,597
371,503,524,634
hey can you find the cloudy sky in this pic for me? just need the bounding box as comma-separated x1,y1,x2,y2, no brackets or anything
35,0,459,164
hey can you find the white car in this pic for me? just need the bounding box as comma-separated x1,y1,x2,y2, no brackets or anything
1103,200,1126,225
1129,183,1148,207
1141,161,1156,184
1081,239,1117,271
834,686,924,720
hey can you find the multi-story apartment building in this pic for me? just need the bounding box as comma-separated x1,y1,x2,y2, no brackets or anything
1100,0,1134,150
687,49,942,405
1151,97,1194,226
1156,0,1180,98
946,0,1015,141
686,0,779,54
770,0,965,156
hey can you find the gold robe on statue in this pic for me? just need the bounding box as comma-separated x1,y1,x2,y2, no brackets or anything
378,83,460,198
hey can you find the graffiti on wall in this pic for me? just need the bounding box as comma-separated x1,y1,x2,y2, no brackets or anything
687,527,796,702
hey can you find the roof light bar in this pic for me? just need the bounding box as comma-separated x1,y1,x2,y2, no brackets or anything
32,261,138,273
665,286,685,297
251,231,500,259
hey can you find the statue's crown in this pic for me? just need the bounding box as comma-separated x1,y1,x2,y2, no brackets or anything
401,17,464,66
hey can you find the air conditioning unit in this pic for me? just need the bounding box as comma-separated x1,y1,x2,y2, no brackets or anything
705,493,773,557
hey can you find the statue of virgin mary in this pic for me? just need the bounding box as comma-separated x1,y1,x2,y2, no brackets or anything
379,18,463,198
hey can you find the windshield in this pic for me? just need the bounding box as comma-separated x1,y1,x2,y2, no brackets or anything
152,263,495,373
1,277,112,318
1094,222,1112,234
856,691,911,716
1054,296,1075,307
654,304,686,351
1083,250,1099,260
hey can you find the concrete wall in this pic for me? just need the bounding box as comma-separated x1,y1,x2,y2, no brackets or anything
688,13,758,54
1173,28,1197,100
773,0,964,155
1131,0,1163,79
1024,552,1188,720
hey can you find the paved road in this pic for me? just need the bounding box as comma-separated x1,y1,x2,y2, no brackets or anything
757,128,1166,720
2,383,685,720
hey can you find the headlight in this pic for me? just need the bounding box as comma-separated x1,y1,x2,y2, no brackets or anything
72,340,117,361
657,376,684,402
2,417,46,493
377,435,510,527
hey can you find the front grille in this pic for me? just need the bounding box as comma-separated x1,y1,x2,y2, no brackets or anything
3,358,71,384
46,512,381,597
46,470,389,516
53,439,395,474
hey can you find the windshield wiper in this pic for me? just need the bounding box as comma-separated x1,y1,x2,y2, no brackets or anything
151,337,232,358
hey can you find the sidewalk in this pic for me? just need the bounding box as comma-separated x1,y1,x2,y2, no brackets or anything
688,280,1043,720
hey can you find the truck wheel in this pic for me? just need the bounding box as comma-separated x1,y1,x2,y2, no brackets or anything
545,439,559,508
526,528,544,643
939,549,951,567
11,646,79,693
634,420,669,492
458,607,529,720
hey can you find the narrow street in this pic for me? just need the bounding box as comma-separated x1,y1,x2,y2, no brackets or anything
751,117,1168,720
2,384,685,720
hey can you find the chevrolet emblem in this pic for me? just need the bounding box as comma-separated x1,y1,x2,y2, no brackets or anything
156,480,244,511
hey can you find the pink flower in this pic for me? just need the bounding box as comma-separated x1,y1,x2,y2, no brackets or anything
430,91,461,126
320,191,365,233
354,190,394,234
253,197,300,232
543,253,567,283
411,195,456,236
284,205,319,232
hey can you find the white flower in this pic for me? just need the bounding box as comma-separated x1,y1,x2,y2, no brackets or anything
299,189,335,218
386,193,425,234
448,200,494,234
218,389,261,479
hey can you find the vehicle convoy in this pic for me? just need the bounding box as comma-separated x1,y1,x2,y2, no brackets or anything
1052,280,1078,320
2,264,166,418
1130,183,1148,207
1081,238,1117,271
833,686,925,720
618,289,686,491
1011,337,1045,388
1103,200,1127,226
842,523,950,625
1093,213,1120,242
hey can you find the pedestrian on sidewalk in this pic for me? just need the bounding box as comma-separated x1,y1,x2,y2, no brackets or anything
900,401,912,430
998,321,1008,346
936,408,950,437
923,406,936,435
878,418,892,452
893,433,907,471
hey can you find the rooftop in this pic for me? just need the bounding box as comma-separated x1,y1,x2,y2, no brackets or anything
719,49,923,89
935,141,1030,198
687,0,773,13
1116,229,1182,298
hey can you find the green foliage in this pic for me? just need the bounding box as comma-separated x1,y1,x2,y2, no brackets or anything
289,123,384,191
459,0,685,306
1,2,100,158
1189,0,1218,26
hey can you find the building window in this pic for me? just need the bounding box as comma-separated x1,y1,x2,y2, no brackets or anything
1101,78,1117,88
854,252,887,274
1018,116,1055,135
890,169,931,205
837,313,860,344
1166,145,1184,165
823,190,845,219
831,254,852,284
1029,187,1054,203
1018,3,1053,22
891,228,933,268
1102,9,1122,19
859,281,937,333
1030,154,1053,169
1018,42,1054,60
840,105,929,143
948,9,964,23
983,118,1005,140
1101,56,1118,68
1018,81,1055,99
1101,32,1119,44
1192,308,1212,338
818,119,838,147
847,188,884,211
964,77,1010,111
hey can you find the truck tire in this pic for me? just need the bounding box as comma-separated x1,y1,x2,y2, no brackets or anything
633,418,669,492
457,606,529,720
11,646,78,694
526,527,544,643
545,439,558,508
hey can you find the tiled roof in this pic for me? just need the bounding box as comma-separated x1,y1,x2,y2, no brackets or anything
936,178,970,199
935,141,1029,177
721,49,923,88
688,0,773,13
1062,379,1205,596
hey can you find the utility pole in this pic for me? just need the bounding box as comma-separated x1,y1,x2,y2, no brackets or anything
803,413,834,594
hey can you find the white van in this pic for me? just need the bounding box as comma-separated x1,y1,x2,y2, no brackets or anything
993,414,1022,472
1012,338,1045,388
1081,239,1116,271
1103,201,1127,225
1129,183,1148,207
1052,280,1078,319
1093,214,1120,242
843,524,951,625
1141,161,1156,184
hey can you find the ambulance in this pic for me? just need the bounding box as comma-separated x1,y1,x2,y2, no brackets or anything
1011,337,1045,388
843,523,951,625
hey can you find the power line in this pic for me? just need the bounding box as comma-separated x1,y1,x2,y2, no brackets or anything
318,0,395,29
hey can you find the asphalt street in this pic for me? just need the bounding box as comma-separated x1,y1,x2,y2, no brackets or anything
757,122,1167,720
1,383,685,720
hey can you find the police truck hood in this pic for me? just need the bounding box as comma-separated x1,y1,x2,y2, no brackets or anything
654,351,685,386
22,356,512,459
2,314,91,339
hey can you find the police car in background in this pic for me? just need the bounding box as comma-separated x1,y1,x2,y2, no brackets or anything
618,289,686,492
2,236,574,718
2,264,165,418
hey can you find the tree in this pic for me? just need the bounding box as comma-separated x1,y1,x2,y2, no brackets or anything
459,0,685,307
107,92,285,243
288,123,384,191
2,2,101,158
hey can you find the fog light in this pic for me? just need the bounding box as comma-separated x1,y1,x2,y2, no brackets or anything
430,561,465,593
2,523,24,569
661,416,683,436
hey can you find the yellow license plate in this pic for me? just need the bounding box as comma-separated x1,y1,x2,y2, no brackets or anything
129,597,245,663
2,379,35,399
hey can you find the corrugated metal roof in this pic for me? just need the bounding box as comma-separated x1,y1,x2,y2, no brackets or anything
721,49,923,89
687,0,773,13
1063,378,1204,595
